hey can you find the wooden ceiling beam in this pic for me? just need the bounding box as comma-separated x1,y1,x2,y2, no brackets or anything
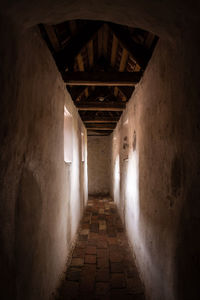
69,86,88,101
86,123,116,129
88,39,94,67
77,102,125,111
119,48,129,72
69,20,77,36
90,58,133,101
103,24,109,57
111,35,118,66
76,54,89,98
87,131,111,136
98,27,103,58
84,119,118,123
63,71,142,86
88,134,111,136
43,25,60,52
107,22,150,70
55,21,103,71
77,54,84,71
76,86,88,101
87,129,113,133
87,127,115,131
87,134,111,136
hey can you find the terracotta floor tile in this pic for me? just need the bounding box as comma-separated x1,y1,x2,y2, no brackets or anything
85,254,96,264
111,273,126,288
71,258,84,267
55,196,144,299
86,246,96,254
97,239,108,249
97,257,109,269
96,249,108,258
95,282,109,295
66,269,81,281
111,262,124,273
96,269,110,282
73,247,85,258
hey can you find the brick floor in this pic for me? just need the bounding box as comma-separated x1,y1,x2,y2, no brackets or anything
55,196,145,300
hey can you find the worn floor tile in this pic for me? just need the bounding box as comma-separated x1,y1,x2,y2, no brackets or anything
55,196,144,300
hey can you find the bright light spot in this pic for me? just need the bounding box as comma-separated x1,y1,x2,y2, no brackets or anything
64,106,73,163
125,150,140,247
64,105,71,117
114,155,120,207
123,118,129,126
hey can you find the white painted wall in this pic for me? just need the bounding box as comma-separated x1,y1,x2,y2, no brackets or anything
0,22,88,300
110,34,200,300
88,136,111,195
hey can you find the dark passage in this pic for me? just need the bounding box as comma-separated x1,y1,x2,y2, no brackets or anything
55,196,144,299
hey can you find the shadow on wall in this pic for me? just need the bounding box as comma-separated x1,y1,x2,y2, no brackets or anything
15,168,42,299
175,179,200,300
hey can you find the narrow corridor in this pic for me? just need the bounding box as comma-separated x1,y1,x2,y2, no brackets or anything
55,196,144,300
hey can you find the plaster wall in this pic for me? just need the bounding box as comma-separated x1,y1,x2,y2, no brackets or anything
1,1,200,300
88,136,111,195
111,34,200,300
0,20,87,300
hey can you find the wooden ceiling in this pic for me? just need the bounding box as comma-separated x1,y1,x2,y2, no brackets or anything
39,20,158,136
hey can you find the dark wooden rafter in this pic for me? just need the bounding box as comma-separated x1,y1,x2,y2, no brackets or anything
103,24,109,57
91,58,134,101
76,53,89,98
69,19,89,99
68,20,77,35
117,86,133,99
43,25,60,51
111,34,118,67
86,123,116,129
84,119,118,123
63,71,142,86
82,86,120,103
87,132,111,136
107,22,151,70
55,21,103,71
114,47,129,98
88,39,94,67
39,19,158,135
77,102,125,111
79,111,121,123
87,129,113,134
39,24,57,54
79,86,88,100
86,127,115,130
68,86,89,101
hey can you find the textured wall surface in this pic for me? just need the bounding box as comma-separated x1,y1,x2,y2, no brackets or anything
1,1,200,300
0,20,87,300
111,33,200,300
88,136,111,195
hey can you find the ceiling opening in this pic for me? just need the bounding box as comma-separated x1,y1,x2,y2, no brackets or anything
39,19,158,136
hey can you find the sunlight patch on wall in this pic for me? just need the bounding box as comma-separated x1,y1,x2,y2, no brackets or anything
125,150,140,247
64,106,73,163
114,154,120,207
70,124,81,238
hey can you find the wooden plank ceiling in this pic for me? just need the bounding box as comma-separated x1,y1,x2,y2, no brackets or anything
39,20,158,136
